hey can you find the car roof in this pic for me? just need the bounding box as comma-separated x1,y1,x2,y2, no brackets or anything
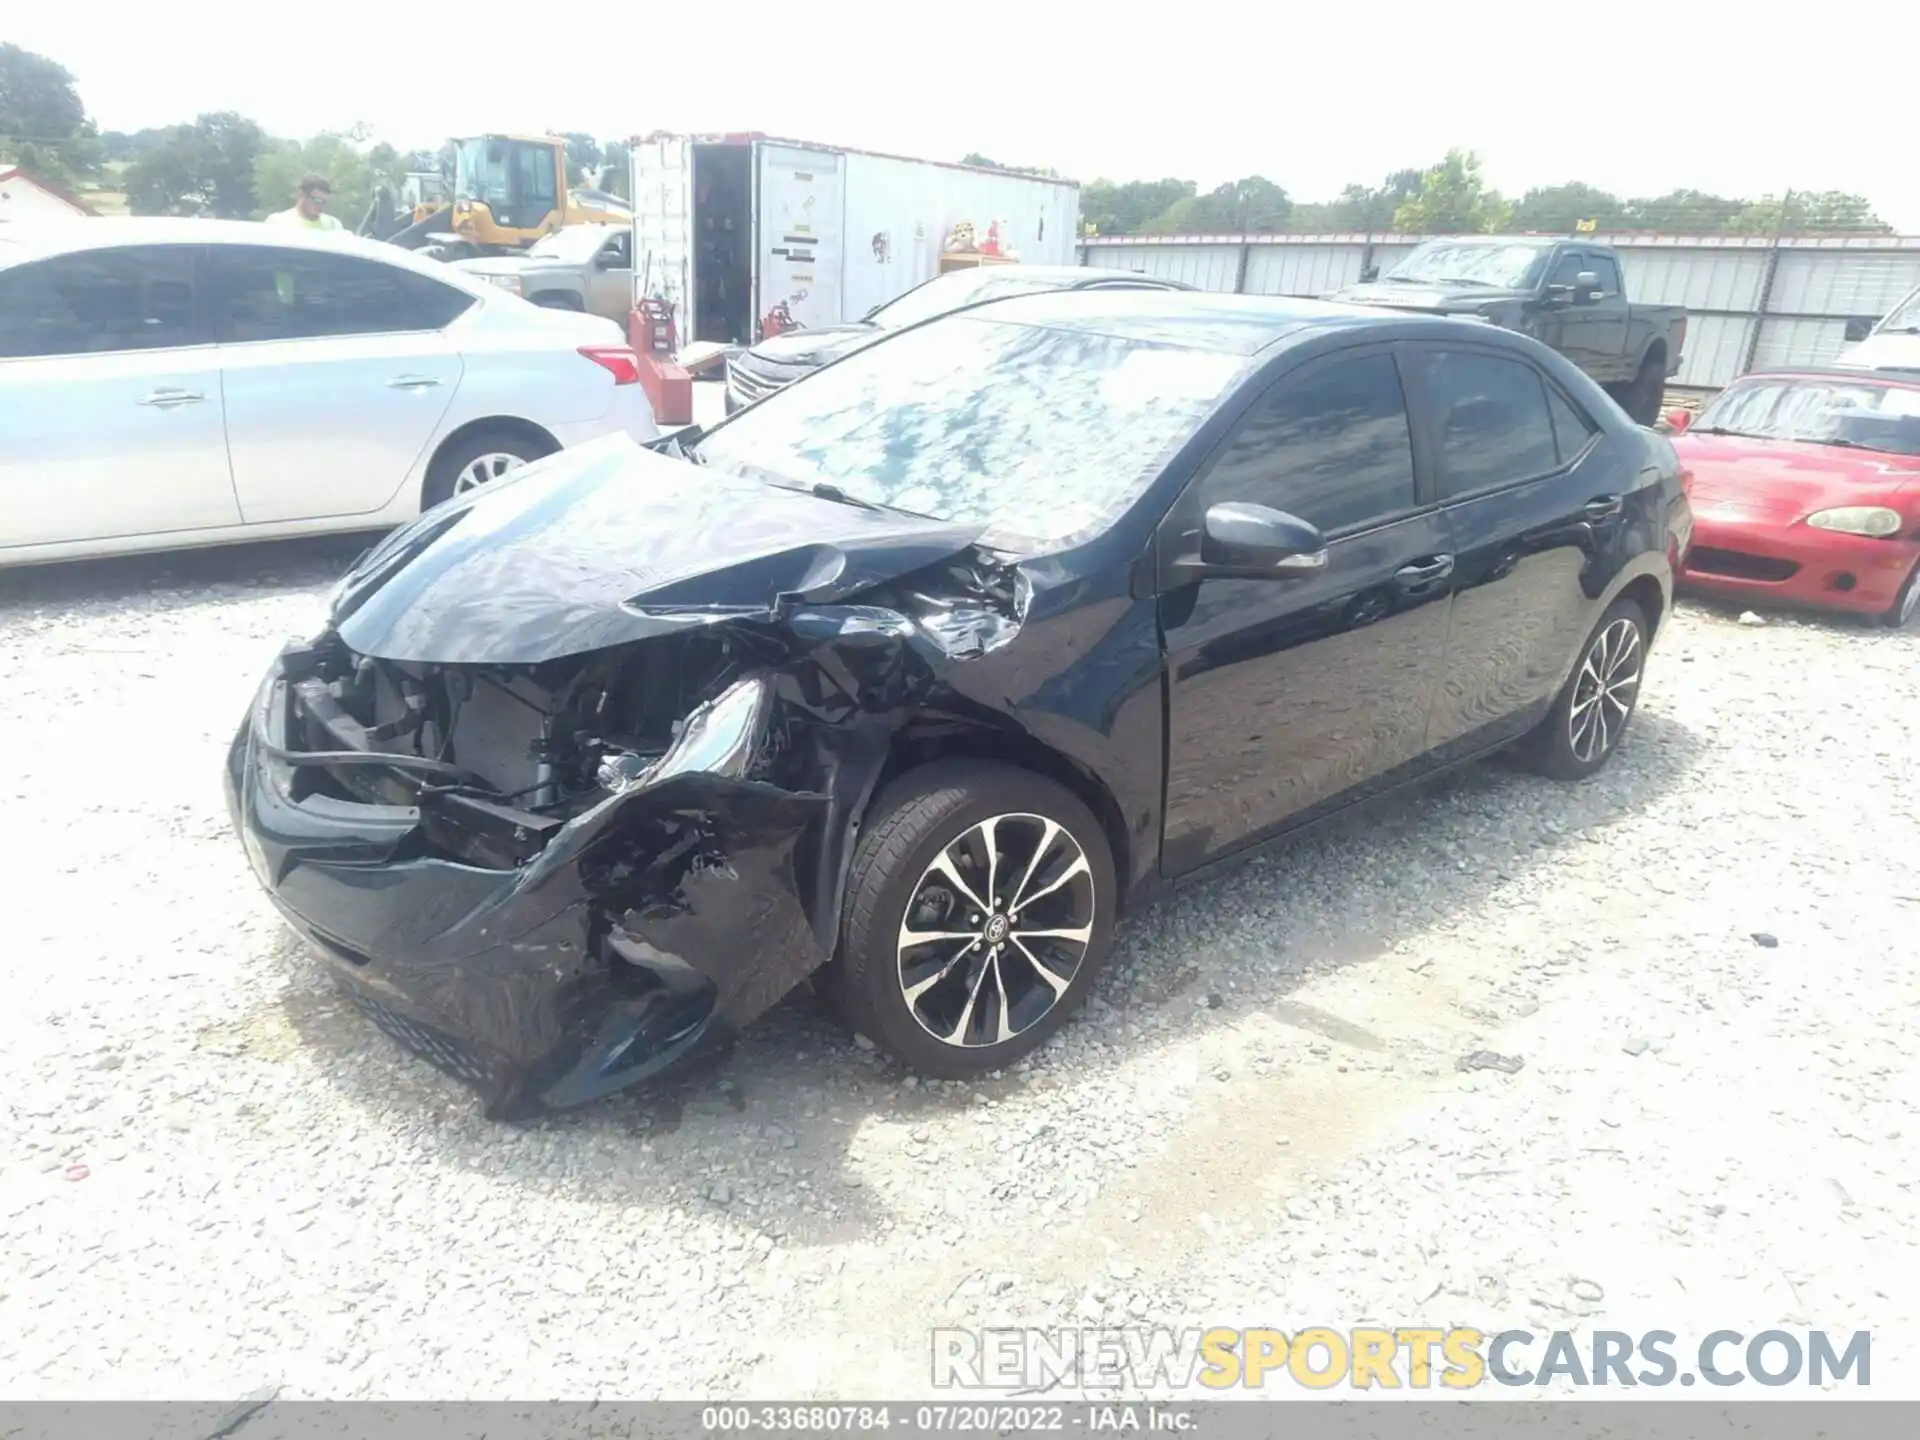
0,216,492,293
962,263,1188,289
1730,365,1920,388
954,286,1475,357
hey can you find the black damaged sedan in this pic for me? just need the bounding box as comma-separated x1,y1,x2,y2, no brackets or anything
227,290,1691,1117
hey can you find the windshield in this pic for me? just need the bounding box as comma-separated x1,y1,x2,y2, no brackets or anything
692,315,1246,550
1877,285,1920,335
1695,377,1920,457
454,139,510,205
868,269,1072,330
1384,241,1549,289
528,226,612,262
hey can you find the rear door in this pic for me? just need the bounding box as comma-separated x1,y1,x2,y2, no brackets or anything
208,244,466,524
754,143,845,330
1157,344,1455,875
0,243,239,549
632,134,695,341
1407,342,1613,757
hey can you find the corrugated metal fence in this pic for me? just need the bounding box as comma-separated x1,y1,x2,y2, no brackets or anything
1077,233,1920,391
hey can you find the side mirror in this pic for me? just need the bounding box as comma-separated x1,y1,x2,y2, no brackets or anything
1195,502,1328,578
1573,270,1601,304
1665,408,1692,433
1359,265,1380,283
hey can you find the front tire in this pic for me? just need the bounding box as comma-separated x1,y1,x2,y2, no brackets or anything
421,427,553,510
1881,559,1920,629
825,760,1117,1079
1519,596,1649,781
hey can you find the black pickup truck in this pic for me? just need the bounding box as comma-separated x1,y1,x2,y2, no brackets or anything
1328,237,1687,424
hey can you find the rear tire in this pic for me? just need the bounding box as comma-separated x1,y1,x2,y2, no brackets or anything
1622,354,1665,426
1518,596,1649,781
824,760,1117,1079
1882,559,1920,629
421,427,554,510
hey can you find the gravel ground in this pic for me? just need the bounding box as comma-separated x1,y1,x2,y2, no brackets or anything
2,539,1916,1403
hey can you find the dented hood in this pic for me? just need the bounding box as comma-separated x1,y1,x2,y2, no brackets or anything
331,436,983,665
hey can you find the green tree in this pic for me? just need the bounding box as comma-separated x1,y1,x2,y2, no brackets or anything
1618,189,1745,233
254,130,393,225
1510,181,1626,234
600,139,631,198
1144,175,1291,234
124,112,265,217
1080,177,1195,236
1726,190,1891,236
0,43,98,184
1392,150,1510,233
1294,169,1424,231
561,131,601,186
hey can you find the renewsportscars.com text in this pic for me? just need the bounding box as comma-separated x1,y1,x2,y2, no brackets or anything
931,1326,1872,1391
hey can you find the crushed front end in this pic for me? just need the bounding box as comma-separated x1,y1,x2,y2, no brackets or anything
224,624,851,1119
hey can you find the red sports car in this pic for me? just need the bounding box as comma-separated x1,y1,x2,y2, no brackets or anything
1670,368,1920,627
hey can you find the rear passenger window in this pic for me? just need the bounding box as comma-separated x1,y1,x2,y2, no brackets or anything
214,246,471,342
1545,384,1598,462
1421,350,1561,496
1201,350,1417,533
0,246,203,358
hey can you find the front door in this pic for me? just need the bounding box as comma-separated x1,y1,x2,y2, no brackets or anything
755,143,845,330
0,243,239,550
1158,344,1455,875
209,245,463,524
584,230,632,324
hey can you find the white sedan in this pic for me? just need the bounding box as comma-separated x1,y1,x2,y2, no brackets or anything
0,218,659,567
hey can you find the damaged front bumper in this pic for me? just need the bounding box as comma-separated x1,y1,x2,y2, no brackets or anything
224,641,832,1118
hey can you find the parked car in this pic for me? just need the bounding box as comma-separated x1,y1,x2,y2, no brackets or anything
1669,368,1920,626
1834,281,1920,373
226,290,1687,1117
0,218,657,568
1328,237,1687,425
451,222,633,326
723,263,1195,413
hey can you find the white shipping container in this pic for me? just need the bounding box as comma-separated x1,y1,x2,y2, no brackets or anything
628,132,1080,350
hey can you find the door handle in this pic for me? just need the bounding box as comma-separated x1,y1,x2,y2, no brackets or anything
1583,495,1625,521
384,374,442,390
1393,555,1455,588
138,388,206,408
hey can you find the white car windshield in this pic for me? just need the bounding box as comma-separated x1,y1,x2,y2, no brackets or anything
867,269,1072,330
1876,287,1920,334
693,314,1246,551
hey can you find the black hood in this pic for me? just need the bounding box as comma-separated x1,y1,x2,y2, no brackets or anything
330,438,982,665
745,324,884,368
1328,279,1530,314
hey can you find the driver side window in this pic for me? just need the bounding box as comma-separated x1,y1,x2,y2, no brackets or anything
1197,350,1418,535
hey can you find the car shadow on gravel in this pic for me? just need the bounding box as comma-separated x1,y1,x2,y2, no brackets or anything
1676,591,1908,636
0,533,379,616
269,704,1705,1249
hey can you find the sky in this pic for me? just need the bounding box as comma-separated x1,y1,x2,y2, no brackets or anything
14,0,1920,230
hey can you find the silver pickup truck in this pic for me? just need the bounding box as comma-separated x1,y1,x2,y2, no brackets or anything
453,223,632,326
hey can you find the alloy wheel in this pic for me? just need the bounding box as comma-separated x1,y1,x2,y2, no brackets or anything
896,813,1096,1049
454,452,526,494
1568,617,1643,764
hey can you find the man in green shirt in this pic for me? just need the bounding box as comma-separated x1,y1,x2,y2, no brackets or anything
265,173,343,231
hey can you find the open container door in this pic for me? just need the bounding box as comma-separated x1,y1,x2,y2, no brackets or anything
753,143,845,333
631,133,696,347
